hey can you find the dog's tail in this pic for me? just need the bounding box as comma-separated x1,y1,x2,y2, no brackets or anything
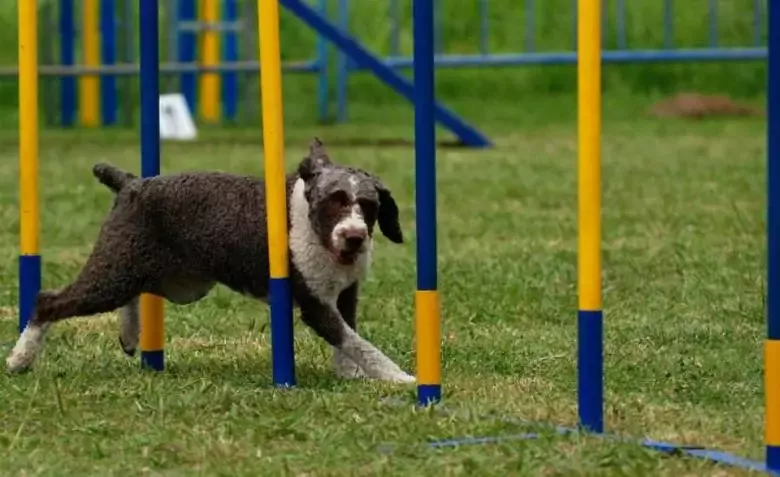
92,163,138,193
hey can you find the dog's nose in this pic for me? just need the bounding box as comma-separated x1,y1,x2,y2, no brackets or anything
343,228,366,250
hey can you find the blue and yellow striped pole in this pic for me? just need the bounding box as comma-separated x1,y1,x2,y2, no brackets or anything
765,0,780,471
576,0,604,434
80,0,100,127
18,0,41,334
413,0,442,407
258,0,296,387
200,0,221,123
138,0,164,371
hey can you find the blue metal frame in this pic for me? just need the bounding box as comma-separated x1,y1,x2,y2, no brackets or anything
280,0,492,148
59,0,76,127
223,0,239,121
100,0,116,126
177,0,197,114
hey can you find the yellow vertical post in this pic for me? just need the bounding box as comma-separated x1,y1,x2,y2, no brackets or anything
18,0,42,334
576,0,604,433
258,0,296,386
200,0,221,122
80,0,100,127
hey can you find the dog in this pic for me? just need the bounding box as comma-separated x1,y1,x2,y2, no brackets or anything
6,138,416,383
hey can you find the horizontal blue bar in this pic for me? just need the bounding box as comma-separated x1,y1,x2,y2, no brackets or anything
424,427,780,475
19,255,42,333
140,350,164,371
269,277,296,387
418,384,441,407
344,48,767,71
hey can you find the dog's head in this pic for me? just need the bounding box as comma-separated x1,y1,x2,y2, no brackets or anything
298,137,403,265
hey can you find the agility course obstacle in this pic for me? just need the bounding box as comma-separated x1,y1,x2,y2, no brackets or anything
257,0,297,387
137,0,165,371
410,0,780,473
18,0,41,335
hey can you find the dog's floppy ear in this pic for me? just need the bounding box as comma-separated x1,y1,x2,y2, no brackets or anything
373,177,404,244
298,137,332,181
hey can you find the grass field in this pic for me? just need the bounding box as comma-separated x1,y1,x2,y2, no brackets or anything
0,94,771,476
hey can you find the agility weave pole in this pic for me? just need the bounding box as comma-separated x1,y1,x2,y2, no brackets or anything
413,0,442,407
18,0,41,336
137,0,165,371
133,0,298,382
258,0,297,387
401,0,780,474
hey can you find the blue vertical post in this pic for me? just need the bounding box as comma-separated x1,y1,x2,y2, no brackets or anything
479,0,488,55
663,0,673,49
766,1,780,472
100,0,117,125
139,0,162,372
413,0,441,407
178,0,197,113
708,0,718,47
389,0,400,56
223,0,239,121
59,0,76,127
754,0,763,47
316,0,329,122
336,0,348,122
524,0,535,52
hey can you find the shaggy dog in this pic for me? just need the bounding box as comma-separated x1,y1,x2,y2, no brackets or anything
6,138,416,383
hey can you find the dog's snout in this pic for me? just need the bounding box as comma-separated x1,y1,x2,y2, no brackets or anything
342,228,367,250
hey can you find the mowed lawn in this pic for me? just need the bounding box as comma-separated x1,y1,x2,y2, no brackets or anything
0,99,769,476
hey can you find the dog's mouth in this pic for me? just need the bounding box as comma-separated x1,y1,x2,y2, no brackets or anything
334,249,360,265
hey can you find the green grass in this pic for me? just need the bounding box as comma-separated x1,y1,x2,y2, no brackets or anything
0,94,771,475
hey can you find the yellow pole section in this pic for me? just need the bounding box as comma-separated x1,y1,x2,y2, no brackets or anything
79,0,100,127
258,0,289,279
577,0,602,312
139,296,164,352
19,0,39,255
200,0,221,122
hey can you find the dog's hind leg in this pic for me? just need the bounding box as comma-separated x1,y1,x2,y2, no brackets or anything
6,235,147,373
118,296,140,356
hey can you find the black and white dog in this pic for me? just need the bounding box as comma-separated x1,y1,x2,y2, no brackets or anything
6,138,416,383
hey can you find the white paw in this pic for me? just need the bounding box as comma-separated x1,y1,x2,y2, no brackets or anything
6,324,48,373
333,350,368,379
389,371,416,384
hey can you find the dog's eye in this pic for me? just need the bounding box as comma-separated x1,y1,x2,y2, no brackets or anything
328,191,350,208
358,199,377,220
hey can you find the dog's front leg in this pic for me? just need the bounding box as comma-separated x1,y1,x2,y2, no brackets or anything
298,293,414,384
332,283,366,379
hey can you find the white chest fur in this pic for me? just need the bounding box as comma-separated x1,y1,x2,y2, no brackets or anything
288,178,373,304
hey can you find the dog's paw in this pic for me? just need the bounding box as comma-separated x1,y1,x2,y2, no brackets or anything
334,351,367,379
389,371,416,384
6,324,48,374
119,336,136,357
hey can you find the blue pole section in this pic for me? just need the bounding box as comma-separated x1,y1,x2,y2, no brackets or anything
100,0,117,125
336,0,348,122
139,0,163,371
178,0,197,113
223,0,239,120
766,1,780,471
59,0,76,127
19,257,41,333
413,0,441,407
316,0,330,122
